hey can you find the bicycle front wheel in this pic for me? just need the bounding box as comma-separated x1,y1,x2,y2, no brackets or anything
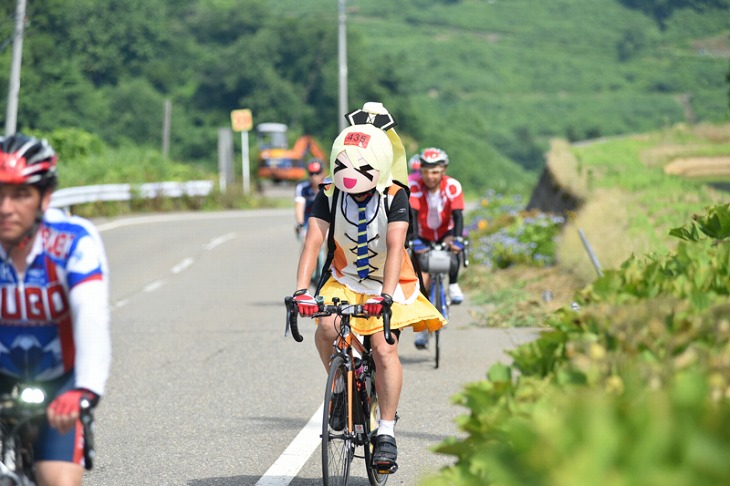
363,374,388,486
322,354,353,486
432,277,447,369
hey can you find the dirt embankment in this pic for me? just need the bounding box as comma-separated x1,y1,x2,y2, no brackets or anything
664,156,730,177
526,139,583,215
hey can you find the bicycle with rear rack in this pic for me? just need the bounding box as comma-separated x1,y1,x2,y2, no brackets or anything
284,295,396,486
0,384,95,485
416,239,470,369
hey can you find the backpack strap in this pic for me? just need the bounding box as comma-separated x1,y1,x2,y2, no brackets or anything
384,184,428,297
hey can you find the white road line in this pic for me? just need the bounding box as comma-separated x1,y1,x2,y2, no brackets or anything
203,232,236,251
96,210,286,232
143,280,165,293
171,257,194,274
255,404,323,486
114,299,129,309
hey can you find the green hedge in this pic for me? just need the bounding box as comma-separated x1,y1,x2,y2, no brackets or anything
425,203,730,485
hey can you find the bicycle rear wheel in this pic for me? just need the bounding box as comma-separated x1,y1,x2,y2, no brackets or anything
432,277,447,369
363,367,388,486
322,355,353,486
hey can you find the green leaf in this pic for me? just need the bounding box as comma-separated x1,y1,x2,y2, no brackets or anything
487,363,512,383
696,204,730,240
669,223,700,242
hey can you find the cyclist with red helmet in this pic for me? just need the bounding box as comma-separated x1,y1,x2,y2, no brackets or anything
294,159,327,237
0,134,111,485
407,153,421,183
408,147,466,349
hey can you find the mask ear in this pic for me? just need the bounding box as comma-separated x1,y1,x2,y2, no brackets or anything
345,109,397,131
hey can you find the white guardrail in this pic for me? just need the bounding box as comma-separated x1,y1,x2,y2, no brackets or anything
49,180,214,212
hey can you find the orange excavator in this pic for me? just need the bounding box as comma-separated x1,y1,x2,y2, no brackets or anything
256,123,326,182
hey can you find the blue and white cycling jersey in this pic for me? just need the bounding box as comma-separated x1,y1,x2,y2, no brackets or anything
0,208,110,395
294,181,317,228
295,181,319,228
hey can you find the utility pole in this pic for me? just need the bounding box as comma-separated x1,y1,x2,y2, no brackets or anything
338,0,348,132
5,0,26,135
162,99,171,158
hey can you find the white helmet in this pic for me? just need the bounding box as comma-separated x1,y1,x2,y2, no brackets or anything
419,147,449,168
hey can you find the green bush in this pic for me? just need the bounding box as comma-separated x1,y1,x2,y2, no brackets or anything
426,203,730,485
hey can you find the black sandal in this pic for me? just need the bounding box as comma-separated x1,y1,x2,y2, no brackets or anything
372,435,398,474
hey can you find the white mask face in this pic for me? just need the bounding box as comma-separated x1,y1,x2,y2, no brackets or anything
332,150,380,194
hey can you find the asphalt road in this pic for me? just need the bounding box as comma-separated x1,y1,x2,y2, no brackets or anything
83,209,540,486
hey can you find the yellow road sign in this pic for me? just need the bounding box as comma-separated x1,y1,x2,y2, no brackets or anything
231,109,253,132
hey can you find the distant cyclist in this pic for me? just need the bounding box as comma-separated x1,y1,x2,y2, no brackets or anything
294,159,326,238
408,147,465,349
407,153,421,183
0,134,111,486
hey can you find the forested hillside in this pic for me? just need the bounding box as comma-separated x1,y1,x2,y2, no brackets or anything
0,0,728,194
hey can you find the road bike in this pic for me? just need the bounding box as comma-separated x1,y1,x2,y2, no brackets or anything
285,296,396,485
417,240,470,369
0,385,95,485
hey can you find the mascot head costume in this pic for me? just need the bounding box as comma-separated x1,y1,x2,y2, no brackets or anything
326,102,408,197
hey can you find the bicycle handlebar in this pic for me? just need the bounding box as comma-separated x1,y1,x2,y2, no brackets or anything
284,297,394,345
284,296,304,343
462,239,470,268
79,397,95,470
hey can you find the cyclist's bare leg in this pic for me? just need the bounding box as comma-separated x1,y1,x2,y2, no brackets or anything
370,331,402,421
315,314,340,371
35,460,84,486
421,272,432,291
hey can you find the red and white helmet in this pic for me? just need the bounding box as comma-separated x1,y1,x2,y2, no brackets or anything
419,147,449,168
0,134,58,190
306,158,324,175
408,154,421,171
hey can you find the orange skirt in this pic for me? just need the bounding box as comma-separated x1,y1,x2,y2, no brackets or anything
318,279,447,336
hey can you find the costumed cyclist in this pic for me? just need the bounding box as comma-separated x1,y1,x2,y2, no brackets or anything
408,147,466,350
292,102,445,474
0,134,111,486
294,158,326,239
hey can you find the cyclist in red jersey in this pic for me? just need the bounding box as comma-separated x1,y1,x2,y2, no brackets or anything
408,147,465,349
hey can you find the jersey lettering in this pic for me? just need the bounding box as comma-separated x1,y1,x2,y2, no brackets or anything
41,228,74,260
1,283,69,323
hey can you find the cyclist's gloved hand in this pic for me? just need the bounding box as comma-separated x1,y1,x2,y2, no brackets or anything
451,237,465,252
410,238,428,253
364,293,393,316
48,389,98,434
293,289,318,316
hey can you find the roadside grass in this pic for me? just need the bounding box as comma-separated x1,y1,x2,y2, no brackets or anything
464,122,730,321
554,123,729,284
462,264,582,329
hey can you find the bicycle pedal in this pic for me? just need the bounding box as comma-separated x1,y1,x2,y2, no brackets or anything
374,462,398,475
